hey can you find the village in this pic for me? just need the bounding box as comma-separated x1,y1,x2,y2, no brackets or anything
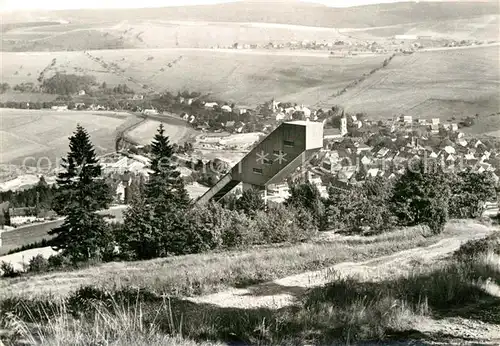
1,81,499,227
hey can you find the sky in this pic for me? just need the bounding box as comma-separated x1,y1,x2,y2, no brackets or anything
0,0,479,12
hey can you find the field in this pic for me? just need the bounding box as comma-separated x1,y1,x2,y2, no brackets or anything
0,49,388,107
127,118,194,146
0,109,135,166
327,45,500,131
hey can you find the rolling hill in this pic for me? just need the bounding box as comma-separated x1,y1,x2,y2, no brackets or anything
3,1,499,28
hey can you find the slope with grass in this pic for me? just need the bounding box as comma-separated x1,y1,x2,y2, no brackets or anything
186,219,498,309
0,109,135,166
0,220,495,302
1,48,388,107
1,222,499,346
327,45,500,131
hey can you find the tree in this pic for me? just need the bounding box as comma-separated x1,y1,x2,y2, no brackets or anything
448,170,496,218
391,160,451,234
122,124,191,259
286,181,326,231
49,125,113,262
237,188,265,215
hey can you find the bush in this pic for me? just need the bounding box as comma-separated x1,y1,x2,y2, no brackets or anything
454,233,500,259
448,171,497,219
47,253,72,269
28,254,49,273
391,160,451,234
255,204,317,244
0,261,20,278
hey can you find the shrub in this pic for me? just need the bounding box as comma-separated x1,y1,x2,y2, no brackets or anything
391,160,451,234
236,188,265,215
454,233,500,259
47,253,72,269
255,204,317,244
448,171,497,219
0,261,19,278
28,254,49,273
286,181,326,231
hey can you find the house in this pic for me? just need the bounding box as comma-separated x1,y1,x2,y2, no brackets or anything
182,113,189,121
366,168,380,178
473,140,484,148
457,138,468,147
221,105,232,113
196,123,210,132
395,35,418,40
78,90,86,96
360,156,372,166
186,98,193,105
430,124,439,134
132,94,144,100
401,115,412,124
235,107,247,115
275,112,286,121
234,121,245,133
431,118,440,125
142,109,158,115
224,121,235,129
418,119,428,125
376,148,390,158
443,146,456,155
324,128,344,140
337,166,357,182
51,105,68,111
189,115,196,124
450,123,459,131
355,143,372,154
74,103,86,110
204,102,218,109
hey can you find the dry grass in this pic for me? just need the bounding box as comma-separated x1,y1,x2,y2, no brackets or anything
2,230,498,345
0,220,486,301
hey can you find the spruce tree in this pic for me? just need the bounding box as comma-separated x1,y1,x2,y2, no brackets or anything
145,123,190,209
123,124,191,259
49,125,113,262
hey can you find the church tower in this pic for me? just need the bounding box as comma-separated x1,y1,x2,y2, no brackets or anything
340,112,347,136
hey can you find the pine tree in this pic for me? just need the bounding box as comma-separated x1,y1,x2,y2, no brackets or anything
145,123,190,209
49,125,113,262
122,124,191,259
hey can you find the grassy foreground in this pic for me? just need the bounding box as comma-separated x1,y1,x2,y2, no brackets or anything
1,229,498,345
1,220,482,300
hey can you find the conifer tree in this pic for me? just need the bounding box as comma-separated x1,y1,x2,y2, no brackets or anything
49,125,112,262
122,124,191,259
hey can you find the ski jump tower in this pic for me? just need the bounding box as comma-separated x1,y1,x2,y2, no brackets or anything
196,120,324,205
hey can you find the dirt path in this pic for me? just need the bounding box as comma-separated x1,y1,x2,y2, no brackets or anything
186,223,496,310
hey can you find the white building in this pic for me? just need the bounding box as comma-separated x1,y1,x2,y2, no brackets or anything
204,102,218,109
221,105,232,113
142,109,159,115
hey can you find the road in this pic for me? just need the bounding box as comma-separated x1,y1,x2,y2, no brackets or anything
0,206,127,256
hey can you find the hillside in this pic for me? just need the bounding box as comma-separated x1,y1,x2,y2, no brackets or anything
3,1,499,28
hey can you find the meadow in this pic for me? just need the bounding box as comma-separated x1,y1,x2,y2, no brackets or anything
0,48,388,107
0,220,488,301
1,223,498,345
0,109,134,166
